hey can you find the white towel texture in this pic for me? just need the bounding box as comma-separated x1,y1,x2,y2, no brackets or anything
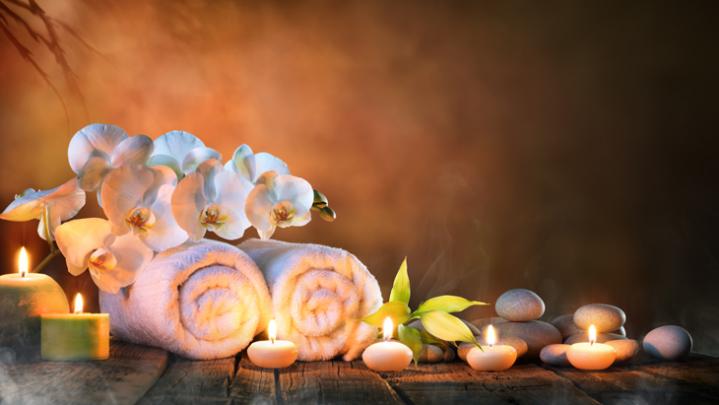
239,239,383,361
99,240,271,359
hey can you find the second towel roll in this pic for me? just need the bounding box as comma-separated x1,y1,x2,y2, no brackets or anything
239,239,383,361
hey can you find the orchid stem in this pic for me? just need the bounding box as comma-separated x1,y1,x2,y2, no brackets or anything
33,249,60,274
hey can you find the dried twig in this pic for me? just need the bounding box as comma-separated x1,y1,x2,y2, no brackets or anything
0,0,99,124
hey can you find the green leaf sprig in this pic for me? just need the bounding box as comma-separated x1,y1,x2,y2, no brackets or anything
363,258,488,363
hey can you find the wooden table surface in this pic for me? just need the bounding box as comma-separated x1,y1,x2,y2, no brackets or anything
1,341,718,404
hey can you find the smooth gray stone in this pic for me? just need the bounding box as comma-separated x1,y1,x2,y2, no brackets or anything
551,314,583,337
564,332,626,345
607,339,639,362
540,344,571,366
574,303,626,332
495,289,546,321
489,320,561,358
642,325,693,360
418,344,444,363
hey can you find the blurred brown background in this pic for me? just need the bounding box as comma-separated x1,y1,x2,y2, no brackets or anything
1,1,718,353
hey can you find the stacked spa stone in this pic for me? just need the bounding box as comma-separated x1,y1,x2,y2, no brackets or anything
469,289,561,359
541,303,638,366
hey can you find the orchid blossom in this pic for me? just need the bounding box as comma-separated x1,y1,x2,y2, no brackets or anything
172,159,253,241
148,130,221,178
54,218,153,293
100,165,187,251
225,144,289,183
245,172,314,239
0,178,85,241
68,124,153,195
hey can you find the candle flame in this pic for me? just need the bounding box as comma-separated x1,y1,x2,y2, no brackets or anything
268,319,277,343
486,324,497,347
382,317,394,341
18,247,29,277
588,324,597,345
74,293,84,314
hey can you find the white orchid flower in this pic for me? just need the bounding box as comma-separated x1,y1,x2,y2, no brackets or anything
55,218,153,293
225,144,290,184
0,178,85,241
100,165,188,251
245,172,313,240
148,130,221,178
67,123,153,193
172,159,253,241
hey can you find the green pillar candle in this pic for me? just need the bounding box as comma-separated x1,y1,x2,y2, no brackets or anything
41,294,110,361
0,272,70,357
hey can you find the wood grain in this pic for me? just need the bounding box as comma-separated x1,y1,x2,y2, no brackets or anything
384,361,600,405
0,341,167,405
277,360,402,404
3,341,718,405
546,356,719,405
139,355,236,405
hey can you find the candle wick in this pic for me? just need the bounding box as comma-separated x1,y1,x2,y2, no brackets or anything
271,337,275,344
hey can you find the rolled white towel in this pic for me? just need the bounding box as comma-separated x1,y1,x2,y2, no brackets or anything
100,240,271,360
239,238,383,361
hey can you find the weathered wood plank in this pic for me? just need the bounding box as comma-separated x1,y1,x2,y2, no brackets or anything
139,354,236,405
229,356,277,404
0,341,167,405
547,357,719,405
277,360,402,404
385,362,599,405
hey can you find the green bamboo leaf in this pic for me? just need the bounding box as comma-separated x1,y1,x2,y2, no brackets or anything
398,324,423,363
362,301,411,328
420,311,476,344
412,295,489,317
389,257,410,305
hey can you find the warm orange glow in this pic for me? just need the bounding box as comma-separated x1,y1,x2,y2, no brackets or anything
17,247,29,277
588,324,597,345
486,324,497,347
73,293,84,314
268,319,277,343
382,317,394,341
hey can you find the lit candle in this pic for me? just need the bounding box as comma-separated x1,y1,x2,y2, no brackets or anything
41,293,110,361
0,247,69,354
247,319,298,368
466,324,517,371
362,317,413,372
567,324,616,370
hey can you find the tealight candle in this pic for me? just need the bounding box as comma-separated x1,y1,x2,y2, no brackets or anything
466,324,517,371
247,319,298,368
567,324,616,370
41,293,110,361
362,317,413,372
0,247,69,354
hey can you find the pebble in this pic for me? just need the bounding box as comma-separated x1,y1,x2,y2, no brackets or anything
606,339,639,362
564,332,626,345
443,347,456,362
418,344,444,363
495,289,546,321
471,317,508,331
490,321,562,358
574,303,626,332
551,314,583,337
540,344,571,366
642,325,693,360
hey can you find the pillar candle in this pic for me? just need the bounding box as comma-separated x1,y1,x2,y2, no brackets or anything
41,293,110,361
0,247,69,356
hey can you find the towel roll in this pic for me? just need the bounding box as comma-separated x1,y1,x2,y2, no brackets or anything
99,240,271,360
239,239,383,361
